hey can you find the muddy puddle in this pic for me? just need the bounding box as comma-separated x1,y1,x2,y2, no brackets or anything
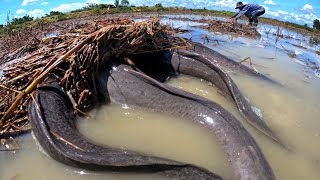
1,14,320,180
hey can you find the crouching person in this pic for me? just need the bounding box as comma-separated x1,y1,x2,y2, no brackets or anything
229,2,266,26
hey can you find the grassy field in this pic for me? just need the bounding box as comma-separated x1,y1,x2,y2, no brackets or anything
0,4,319,36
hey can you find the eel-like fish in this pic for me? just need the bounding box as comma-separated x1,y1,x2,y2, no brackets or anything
190,42,281,85
28,83,221,180
101,64,276,180
127,42,286,149
28,43,278,180
170,46,286,148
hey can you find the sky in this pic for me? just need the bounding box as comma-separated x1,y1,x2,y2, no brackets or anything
0,0,319,26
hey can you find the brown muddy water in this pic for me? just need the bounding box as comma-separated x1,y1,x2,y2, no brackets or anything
1,16,320,180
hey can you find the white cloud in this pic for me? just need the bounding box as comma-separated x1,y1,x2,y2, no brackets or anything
129,0,241,9
209,0,240,8
302,4,313,11
86,0,103,3
291,14,302,21
41,2,48,5
264,8,320,25
22,0,40,6
302,13,319,24
301,4,313,14
50,0,107,12
266,10,288,17
13,15,22,19
277,10,288,15
16,9,26,14
267,11,279,17
50,0,109,12
279,12,319,24
51,3,85,12
27,9,45,18
264,0,276,5
264,6,270,11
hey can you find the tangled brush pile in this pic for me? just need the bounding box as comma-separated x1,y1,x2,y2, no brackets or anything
0,18,190,137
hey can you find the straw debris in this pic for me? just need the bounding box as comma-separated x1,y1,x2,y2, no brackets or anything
167,17,260,37
200,20,260,37
0,18,190,137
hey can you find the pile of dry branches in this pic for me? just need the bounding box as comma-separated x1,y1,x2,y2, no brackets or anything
0,18,190,138
199,20,260,37
0,18,134,65
167,17,260,37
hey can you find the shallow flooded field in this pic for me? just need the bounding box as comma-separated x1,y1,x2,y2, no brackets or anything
1,14,320,179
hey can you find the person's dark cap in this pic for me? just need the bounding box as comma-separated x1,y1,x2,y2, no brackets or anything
235,2,245,9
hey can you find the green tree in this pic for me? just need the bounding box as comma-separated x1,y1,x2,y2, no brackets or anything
46,11,64,16
81,3,99,10
155,3,163,8
114,0,119,7
11,15,33,25
0,24,6,34
120,0,129,6
313,19,320,30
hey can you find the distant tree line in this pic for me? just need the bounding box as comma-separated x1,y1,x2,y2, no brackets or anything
114,0,130,7
11,15,33,25
314,19,320,30
0,0,131,25
0,1,320,34
46,11,64,16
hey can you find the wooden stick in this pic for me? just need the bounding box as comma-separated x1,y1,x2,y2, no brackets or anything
0,84,21,93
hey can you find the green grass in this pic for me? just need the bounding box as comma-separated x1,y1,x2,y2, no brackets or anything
0,5,319,36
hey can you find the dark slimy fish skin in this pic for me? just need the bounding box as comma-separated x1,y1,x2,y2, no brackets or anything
28,42,279,180
102,64,276,180
169,46,287,149
28,84,221,180
128,42,286,149
190,42,281,85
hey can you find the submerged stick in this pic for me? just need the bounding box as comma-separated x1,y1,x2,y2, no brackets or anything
239,57,260,74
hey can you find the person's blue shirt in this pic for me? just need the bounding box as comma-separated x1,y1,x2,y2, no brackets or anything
233,4,264,19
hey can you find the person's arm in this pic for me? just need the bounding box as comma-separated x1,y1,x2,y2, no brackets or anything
228,12,239,22
230,12,239,18
234,5,250,19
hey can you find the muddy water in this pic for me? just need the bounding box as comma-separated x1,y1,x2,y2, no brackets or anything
0,102,235,180
1,15,320,180
78,104,234,179
166,74,320,180
0,134,167,180
80,60,320,180
2,70,318,180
